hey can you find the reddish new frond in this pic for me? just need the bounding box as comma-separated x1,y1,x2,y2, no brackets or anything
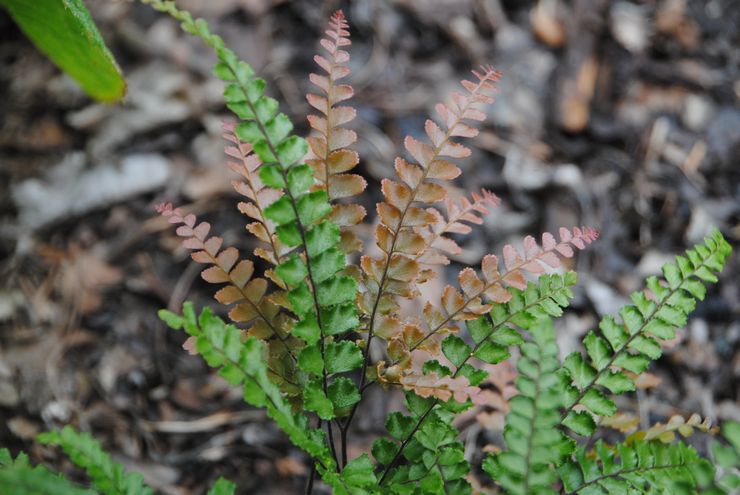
376,226,599,379
155,203,291,352
361,67,502,321
223,122,289,275
306,10,366,253
416,188,501,266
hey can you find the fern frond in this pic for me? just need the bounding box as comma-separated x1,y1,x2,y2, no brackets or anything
362,67,501,306
372,273,579,492
206,477,236,495
222,122,288,271
37,426,154,495
158,304,335,472
306,10,366,253
482,319,573,495
373,393,471,493
631,413,717,444
706,421,740,494
155,203,294,356
558,440,712,494
158,302,377,493
0,449,94,495
373,227,595,380
559,229,731,437
415,188,501,267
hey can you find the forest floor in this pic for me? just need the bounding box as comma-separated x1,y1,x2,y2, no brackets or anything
1,0,738,493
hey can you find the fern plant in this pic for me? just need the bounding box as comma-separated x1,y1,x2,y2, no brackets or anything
6,2,734,494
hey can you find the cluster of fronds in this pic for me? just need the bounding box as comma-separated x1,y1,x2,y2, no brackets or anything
11,2,733,494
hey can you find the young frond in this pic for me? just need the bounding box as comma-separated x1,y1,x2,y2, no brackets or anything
223,122,288,270
559,229,731,437
155,203,293,349
373,227,595,390
306,10,366,253
37,426,154,495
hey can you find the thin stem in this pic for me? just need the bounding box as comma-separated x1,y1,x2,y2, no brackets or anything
304,463,316,495
377,405,436,485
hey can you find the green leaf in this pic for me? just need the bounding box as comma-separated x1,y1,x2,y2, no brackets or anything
467,316,492,344
341,454,377,488
596,370,634,394
235,121,261,142
304,378,334,420
372,438,398,465
158,309,183,330
442,335,471,368
386,412,415,440
325,341,363,374
292,315,321,345
473,341,509,364
245,78,265,101
457,364,488,386
321,303,359,336
276,136,308,166
38,426,154,495
207,477,236,495
265,114,293,144
298,344,324,375
264,196,296,225
423,360,452,377
254,96,279,123
580,389,616,416
405,391,436,417
328,377,361,410
258,164,286,188
1,0,126,102
287,285,314,317
276,223,302,247
286,163,314,197
563,411,596,437
317,276,357,307
306,221,341,257
253,139,277,163
297,190,333,225
563,352,596,388
311,248,346,284
275,254,307,286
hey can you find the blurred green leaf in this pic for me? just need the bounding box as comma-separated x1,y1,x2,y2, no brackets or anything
1,0,126,102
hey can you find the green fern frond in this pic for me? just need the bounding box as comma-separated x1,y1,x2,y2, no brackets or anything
158,303,377,492
142,0,360,429
558,440,712,494
158,303,336,469
207,477,237,495
702,421,740,494
37,426,153,495
482,319,573,495
0,448,94,495
376,273,578,493
559,229,731,436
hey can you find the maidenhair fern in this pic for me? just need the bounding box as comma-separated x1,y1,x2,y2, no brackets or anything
9,2,733,494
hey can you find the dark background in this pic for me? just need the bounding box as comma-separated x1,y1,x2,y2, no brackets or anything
0,0,738,493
